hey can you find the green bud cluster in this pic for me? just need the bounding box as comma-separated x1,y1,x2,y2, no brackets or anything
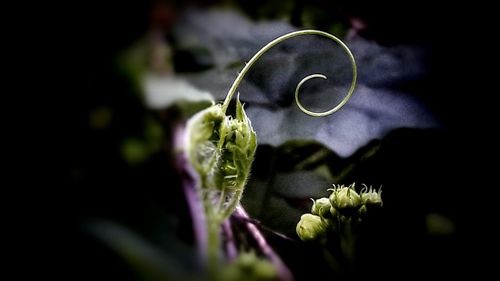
186,97,257,193
186,96,257,223
296,183,382,242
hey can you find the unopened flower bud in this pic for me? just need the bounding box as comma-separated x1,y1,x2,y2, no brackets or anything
311,197,332,218
186,97,256,193
360,185,383,207
296,214,328,242
329,184,361,213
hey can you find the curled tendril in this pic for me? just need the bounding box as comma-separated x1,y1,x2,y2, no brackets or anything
222,29,358,117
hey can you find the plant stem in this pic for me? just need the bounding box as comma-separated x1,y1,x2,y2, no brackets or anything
222,219,238,260
339,219,356,268
231,213,296,242
176,123,227,277
206,208,221,279
322,248,341,273
235,205,294,281
219,188,243,221
174,124,208,263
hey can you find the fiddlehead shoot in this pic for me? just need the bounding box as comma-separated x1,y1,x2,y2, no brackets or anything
185,30,357,274
187,29,357,221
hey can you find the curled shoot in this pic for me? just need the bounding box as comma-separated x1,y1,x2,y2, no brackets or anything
222,29,357,117
185,29,358,277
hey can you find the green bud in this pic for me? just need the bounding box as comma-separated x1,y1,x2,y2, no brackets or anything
185,103,225,177
360,185,383,207
185,97,257,192
296,214,328,242
329,184,361,213
311,197,332,218
185,96,257,221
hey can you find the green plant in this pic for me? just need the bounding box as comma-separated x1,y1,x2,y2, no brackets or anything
185,30,358,280
297,184,383,264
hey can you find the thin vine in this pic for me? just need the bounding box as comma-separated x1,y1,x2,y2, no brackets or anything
222,29,357,117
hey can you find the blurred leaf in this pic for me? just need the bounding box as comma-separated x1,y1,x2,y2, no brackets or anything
247,85,437,157
171,9,439,157
89,106,113,130
87,221,199,281
426,213,455,236
118,34,174,90
221,252,278,281
172,9,296,73
120,117,165,165
118,33,214,114
121,138,150,165
142,74,213,111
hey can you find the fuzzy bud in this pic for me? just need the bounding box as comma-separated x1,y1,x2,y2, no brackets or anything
186,97,256,192
329,184,361,213
296,214,328,242
311,197,332,218
360,185,383,207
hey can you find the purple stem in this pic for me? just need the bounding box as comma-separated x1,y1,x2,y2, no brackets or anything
222,219,238,260
174,124,208,263
231,213,297,242
235,205,294,281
